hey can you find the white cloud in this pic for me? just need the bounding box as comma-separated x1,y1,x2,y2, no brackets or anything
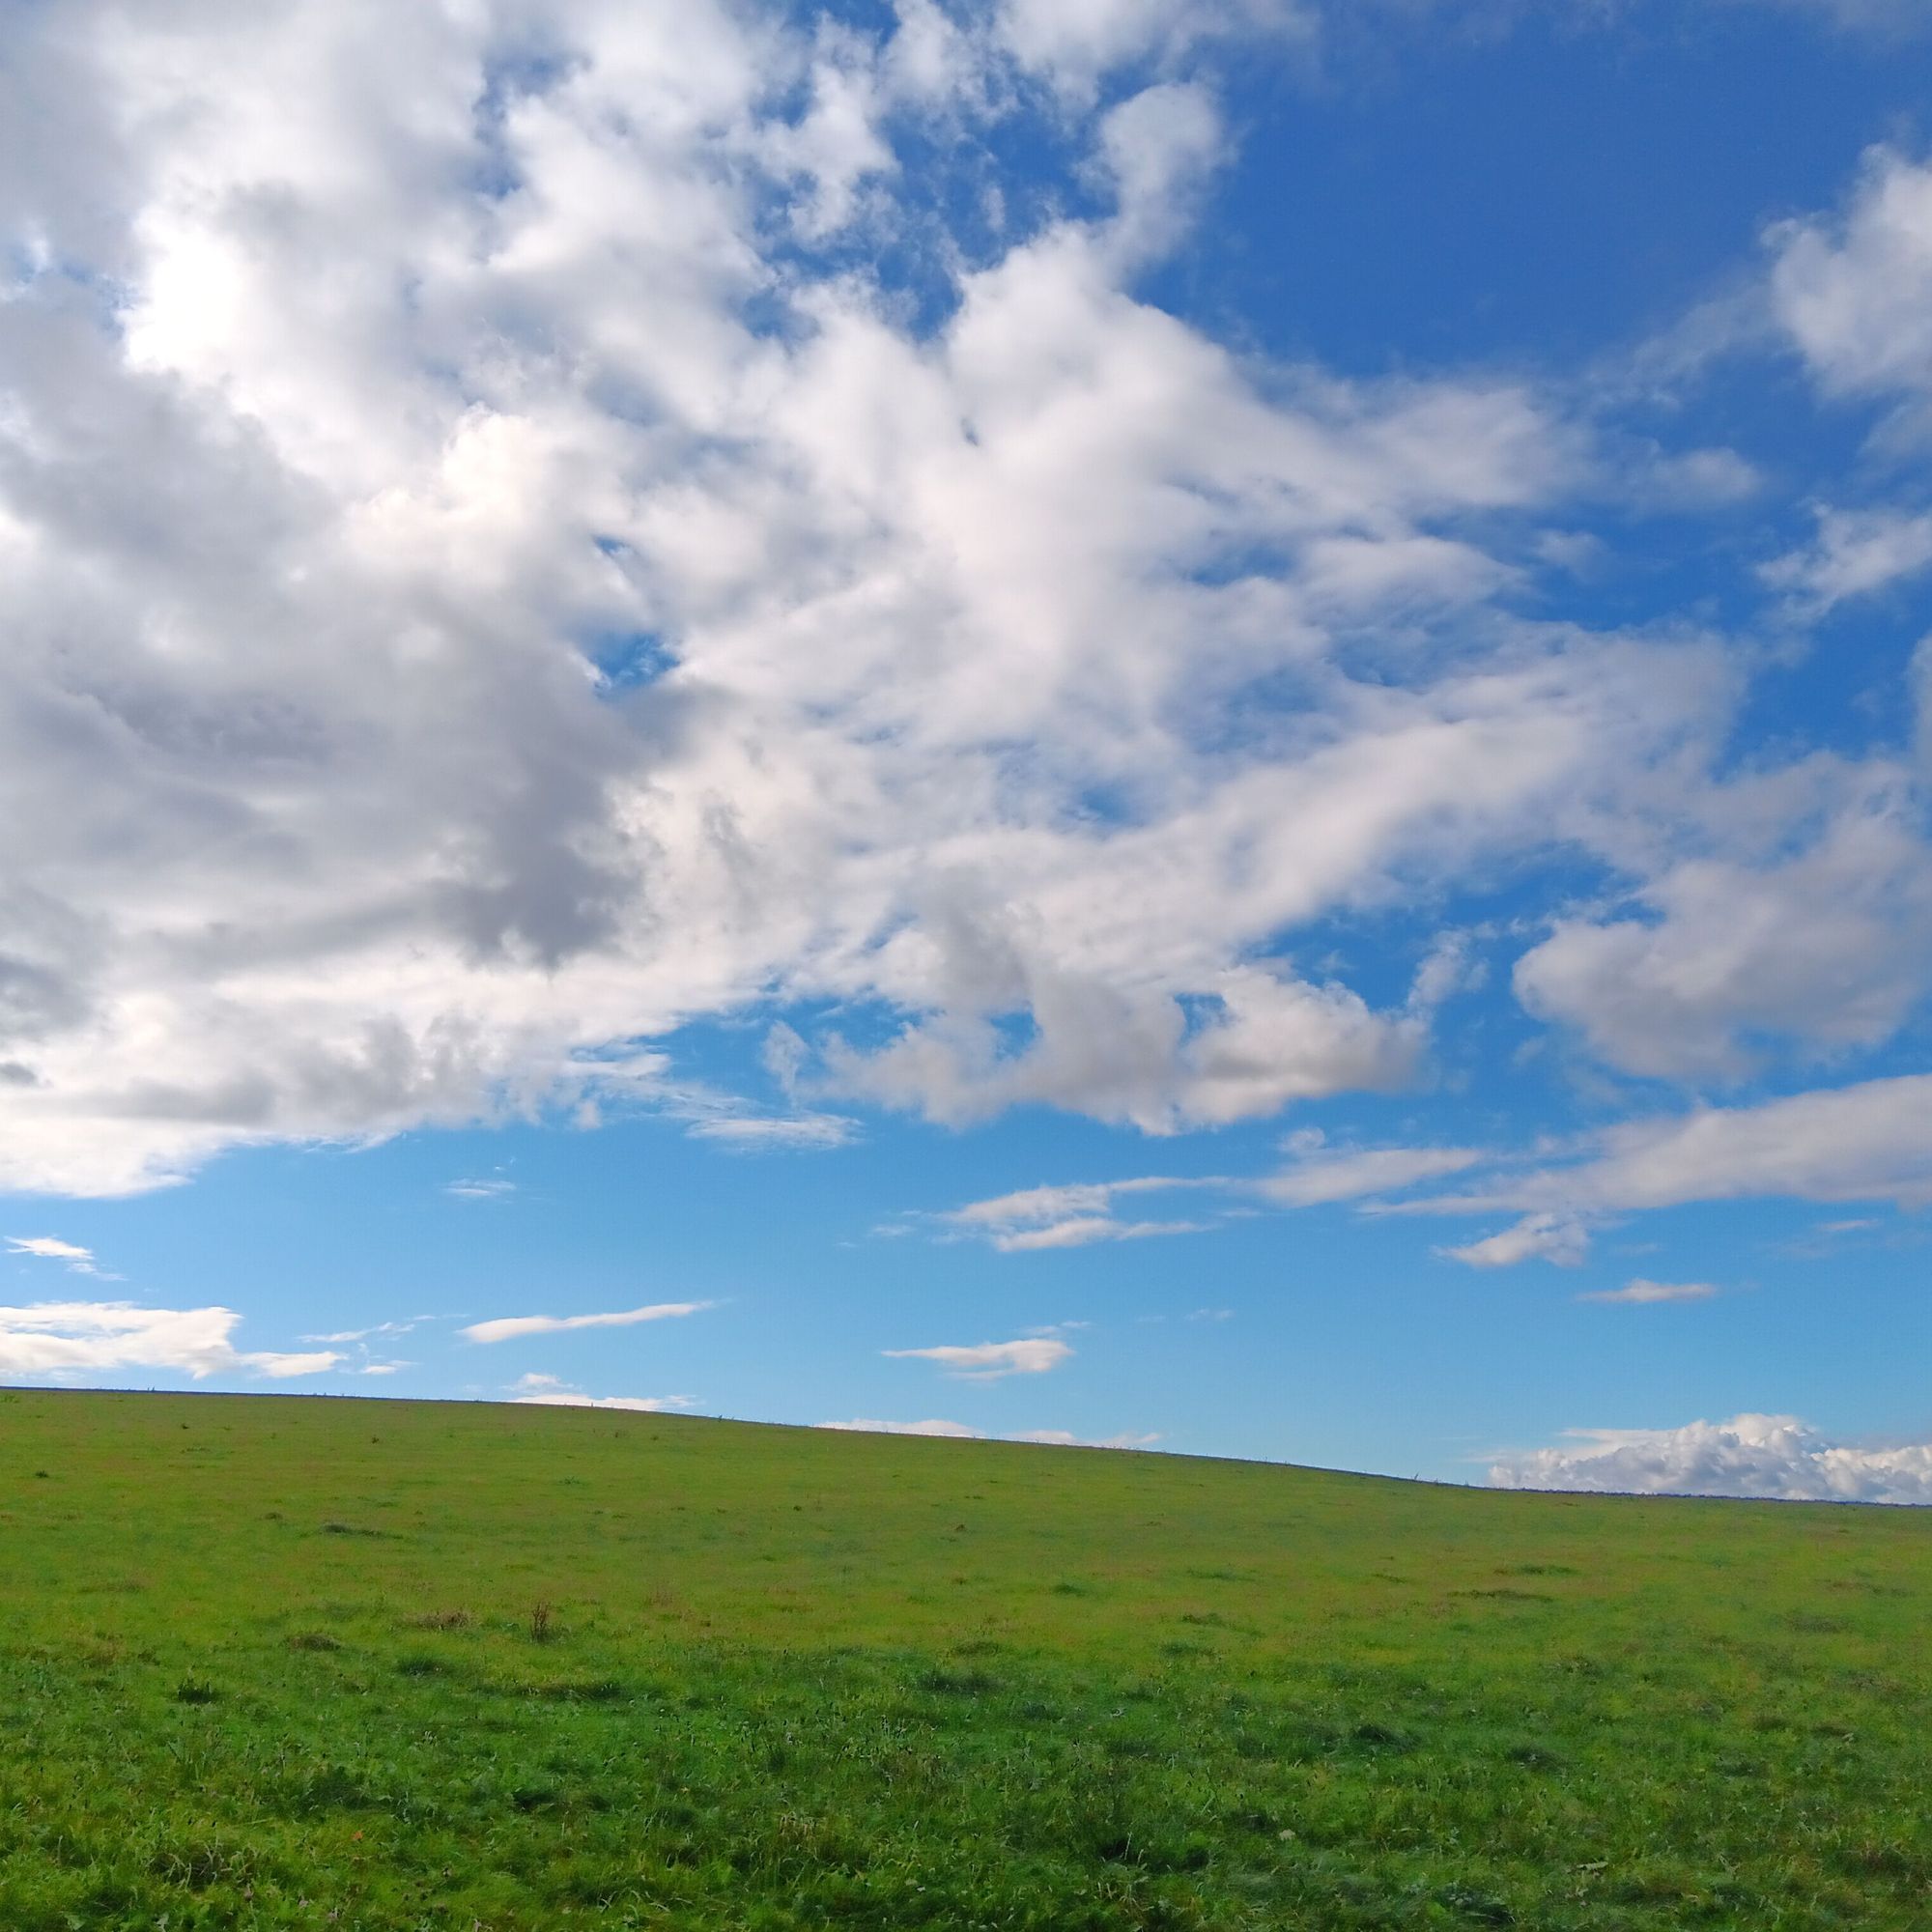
820,1415,985,1437
300,1318,421,1343
948,1177,1201,1227
5,1235,109,1275
1008,1427,1163,1448
445,1178,516,1200
1435,1073,1932,1216
0,1301,337,1379
1491,1413,1932,1503
0,0,1919,1223
1771,146,1932,414
882,1336,1074,1378
1436,1212,1590,1268
513,1391,695,1412
992,1214,1207,1252
1577,1277,1719,1304
1763,504,1932,610
1514,791,1932,1079
995,0,1311,94
7,1235,94,1261
462,1300,714,1345
680,1111,857,1150
940,1175,1218,1250
1260,1142,1481,1206
818,1415,1158,1446
0,0,1708,1198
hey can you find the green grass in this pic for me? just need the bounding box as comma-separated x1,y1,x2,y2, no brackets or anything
3,1391,1930,1928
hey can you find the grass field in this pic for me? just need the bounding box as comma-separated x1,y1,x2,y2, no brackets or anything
3,1391,1930,1929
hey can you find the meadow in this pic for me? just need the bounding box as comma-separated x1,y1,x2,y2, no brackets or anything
2,1390,1929,1929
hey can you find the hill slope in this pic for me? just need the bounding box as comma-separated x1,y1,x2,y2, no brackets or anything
3,1390,1929,1928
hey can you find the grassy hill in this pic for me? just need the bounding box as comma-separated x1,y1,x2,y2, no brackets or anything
3,1390,1929,1929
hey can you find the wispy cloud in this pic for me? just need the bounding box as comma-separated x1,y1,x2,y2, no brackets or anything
938,1142,1486,1253
0,1302,338,1379
513,1391,695,1412
300,1318,424,1344
819,1416,985,1438
445,1178,516,1200
1436,1212,1590,1268
7,1236,116,1279
1577,1277,1719,1305
993,1215,1208,1252
882,1337,1073,1379
463,1300,714,1345
683,1112,857,1150
1260,1140,1482,1206
819,1417,1159,1447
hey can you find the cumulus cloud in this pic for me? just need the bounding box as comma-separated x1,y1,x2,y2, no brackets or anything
0,1301,337,1379
461,1300,714,1345
1491,1413,1932,1503
882,1337,1074,1378
1436,1212,1590,1268
0,0,1921,1230
1771,146,1932,418
1577,1277,1719,1304
1514,792,1932,1079
0,0,1748,1199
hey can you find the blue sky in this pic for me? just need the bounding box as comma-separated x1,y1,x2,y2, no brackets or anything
4,0,1932,1500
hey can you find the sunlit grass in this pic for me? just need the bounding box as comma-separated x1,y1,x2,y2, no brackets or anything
3,1389,1929,1927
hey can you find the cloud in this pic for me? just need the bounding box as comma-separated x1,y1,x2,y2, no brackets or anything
1436,1212,1590,1268
1771,146,1932,417
5,1235,110,1275
445,1178,516,1200
992,1215,1208,1252
818,1416,1158,1446
7,1235,94,1261
0,1301,337,1379
1577,1277,1719,1304
1260,1141,1481,1206
940,1175,1219,1250
1491,1413,1932,1503
819,1416,985,1437
1431,1073,1932,1216
300,1318,421,1344
1008,1428,1163,1448
461,1300,714,1345
1762,504,1932,610
882,1337,1074,1378
0,0,1706,1199
0,0,1918,1222
680,1111,857,1150
513,1392,695,1412
947,1178,1203,1227
1513,796,1932,1079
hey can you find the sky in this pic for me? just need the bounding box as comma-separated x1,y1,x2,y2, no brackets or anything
3,0,1932,1501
